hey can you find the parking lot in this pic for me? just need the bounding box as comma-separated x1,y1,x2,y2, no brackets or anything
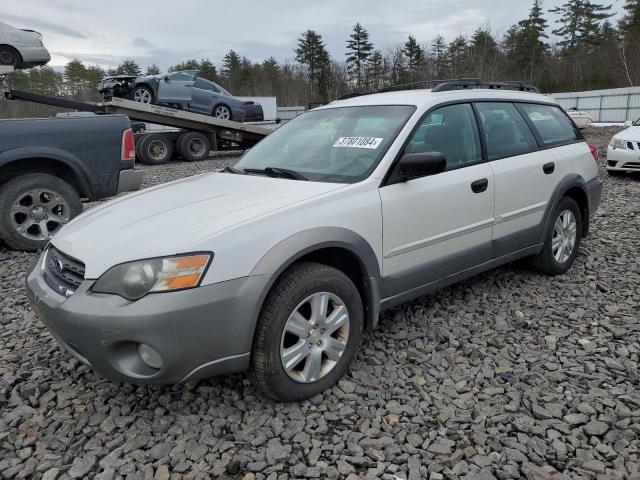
0,126,638,480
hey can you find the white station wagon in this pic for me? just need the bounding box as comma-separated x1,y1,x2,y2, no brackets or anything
27,80,602,401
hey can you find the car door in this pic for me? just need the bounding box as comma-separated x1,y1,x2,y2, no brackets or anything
475,101,555,257
156,71,196,105
379,103,495,299
189,78,215,114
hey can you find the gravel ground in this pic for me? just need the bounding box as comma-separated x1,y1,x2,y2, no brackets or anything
0,127,639,480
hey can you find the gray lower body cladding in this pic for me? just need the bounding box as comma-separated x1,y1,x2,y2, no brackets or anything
26,253,271,384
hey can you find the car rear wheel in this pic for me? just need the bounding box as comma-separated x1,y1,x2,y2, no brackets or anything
131,85,154,104
0,174,82,251
250,261,363,402
178,132,211,162
0,46,20,67
529,196,582,275
137,134,173,165
213,104,232,121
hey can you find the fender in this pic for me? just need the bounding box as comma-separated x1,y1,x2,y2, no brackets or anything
0,146,93,197
538,174,592,244
132,78,160,98
250,227,382,329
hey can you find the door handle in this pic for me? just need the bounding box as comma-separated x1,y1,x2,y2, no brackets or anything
543,162,555,174
471,178,488,193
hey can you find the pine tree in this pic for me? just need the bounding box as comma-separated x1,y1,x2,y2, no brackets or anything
345,23,374,89
620,0,640,38
367,50,385,90
115,59,141,75
550,0,613,50
431,35,448,78
145,64,160,75
470,28,501,79
295,30,331,99
505,0,549,82
403,35,424,78
198,59,217,81
447,36,468,77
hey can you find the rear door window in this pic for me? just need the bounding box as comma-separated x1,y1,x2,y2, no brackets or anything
519,103,580,145
475,102,538,161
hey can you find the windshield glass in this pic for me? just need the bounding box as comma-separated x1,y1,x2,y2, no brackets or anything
235,105,416,183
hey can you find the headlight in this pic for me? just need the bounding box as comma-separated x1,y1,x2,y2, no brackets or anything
92,253,212,300
611,139,628,149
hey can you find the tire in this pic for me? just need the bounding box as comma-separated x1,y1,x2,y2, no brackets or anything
529,196,582,276
250,261,364,402
178,132,211,162
130,85,154,104
137,134,173,165
213,104,232,121
0,174,82,251
0,45,21,67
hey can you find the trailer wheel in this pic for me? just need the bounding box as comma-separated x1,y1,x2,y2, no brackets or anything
138,134,173,165
178,132,211,162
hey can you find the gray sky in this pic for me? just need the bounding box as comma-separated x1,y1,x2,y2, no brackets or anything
3,0,625,70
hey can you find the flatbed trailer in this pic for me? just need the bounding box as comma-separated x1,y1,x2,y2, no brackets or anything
3,89,274,164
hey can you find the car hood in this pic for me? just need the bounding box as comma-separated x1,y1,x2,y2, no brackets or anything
51,172,346,279
613,126,640,141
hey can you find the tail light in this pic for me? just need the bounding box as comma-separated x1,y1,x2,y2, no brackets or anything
587,142,599,162
121,128,135,161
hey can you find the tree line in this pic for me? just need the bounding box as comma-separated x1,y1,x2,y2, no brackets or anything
2,0,640,117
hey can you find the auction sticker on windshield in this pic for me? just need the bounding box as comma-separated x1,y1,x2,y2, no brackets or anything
333,137,383,149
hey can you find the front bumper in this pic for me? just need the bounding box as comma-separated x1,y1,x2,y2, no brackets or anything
117,169,144,193
606,146,640,172
26,252,271,384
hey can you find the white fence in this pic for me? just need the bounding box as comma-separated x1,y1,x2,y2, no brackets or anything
550,86,640,123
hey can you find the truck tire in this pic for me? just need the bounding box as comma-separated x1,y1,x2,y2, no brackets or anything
138,134,173,165
0,174,82,251
250,261,363,402
529,196,582,276
178,132,211,162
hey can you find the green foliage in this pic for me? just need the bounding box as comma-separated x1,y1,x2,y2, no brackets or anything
345,23,374,89
403,35,424,73
295,30,331,100
550,0,613,50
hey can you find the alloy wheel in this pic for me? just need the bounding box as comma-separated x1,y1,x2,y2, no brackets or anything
134,88,152,104
10,189,70,241
280,292,350,383
214,106,230,120
552,210,577,264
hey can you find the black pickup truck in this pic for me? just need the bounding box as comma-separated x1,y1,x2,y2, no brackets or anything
0,114,143,250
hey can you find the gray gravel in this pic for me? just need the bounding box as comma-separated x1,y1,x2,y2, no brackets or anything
1,127,639,479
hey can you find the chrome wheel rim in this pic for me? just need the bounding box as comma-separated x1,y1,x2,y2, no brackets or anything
10,189,71,241
147,140,167,160
552,210,577,263
214,106,230,120
134,88,152,104
280,292,350,383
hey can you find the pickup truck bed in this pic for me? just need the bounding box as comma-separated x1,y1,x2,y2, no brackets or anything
0,114,143,250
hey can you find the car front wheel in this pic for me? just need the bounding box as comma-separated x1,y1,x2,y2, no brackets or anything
131,86,154,104
250,261,363,401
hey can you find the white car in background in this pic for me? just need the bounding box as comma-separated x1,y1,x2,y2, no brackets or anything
0,20,51,68
567,109,593,129
607,120,640,175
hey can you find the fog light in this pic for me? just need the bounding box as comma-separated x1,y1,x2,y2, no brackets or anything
137,343,163,370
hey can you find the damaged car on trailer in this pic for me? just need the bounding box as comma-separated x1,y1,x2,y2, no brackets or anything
98,70,264,122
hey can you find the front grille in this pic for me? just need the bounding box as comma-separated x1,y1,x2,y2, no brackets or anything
42,246,85,296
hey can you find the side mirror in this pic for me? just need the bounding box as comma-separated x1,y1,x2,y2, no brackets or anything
624,120,633,128
398,152,447,180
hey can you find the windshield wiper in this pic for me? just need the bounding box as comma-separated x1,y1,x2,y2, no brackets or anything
242,167,308,181
222,165,245,175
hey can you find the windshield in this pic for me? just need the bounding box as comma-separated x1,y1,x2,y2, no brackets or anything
235,105,416,183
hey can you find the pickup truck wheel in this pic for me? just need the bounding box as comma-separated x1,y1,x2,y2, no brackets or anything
250,261,363,402
529,196,582,275
0,174,82,251
178,132,211,162
138,134,173,165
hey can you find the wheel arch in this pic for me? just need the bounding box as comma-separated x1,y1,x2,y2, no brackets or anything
0,150,92,199
540,174,591,243
250,228,382,331
0,44,23,65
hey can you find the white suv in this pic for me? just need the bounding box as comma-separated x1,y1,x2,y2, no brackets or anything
26,81,602,401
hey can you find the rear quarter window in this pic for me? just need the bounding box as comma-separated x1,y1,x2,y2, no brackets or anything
519,104,580,145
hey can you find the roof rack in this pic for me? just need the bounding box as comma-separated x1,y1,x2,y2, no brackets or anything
431,78,540,93
337,78,540,100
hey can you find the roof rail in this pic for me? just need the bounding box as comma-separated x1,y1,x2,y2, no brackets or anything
432,79,540,93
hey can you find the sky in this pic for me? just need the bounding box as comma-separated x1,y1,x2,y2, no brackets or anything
2,0,626,71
